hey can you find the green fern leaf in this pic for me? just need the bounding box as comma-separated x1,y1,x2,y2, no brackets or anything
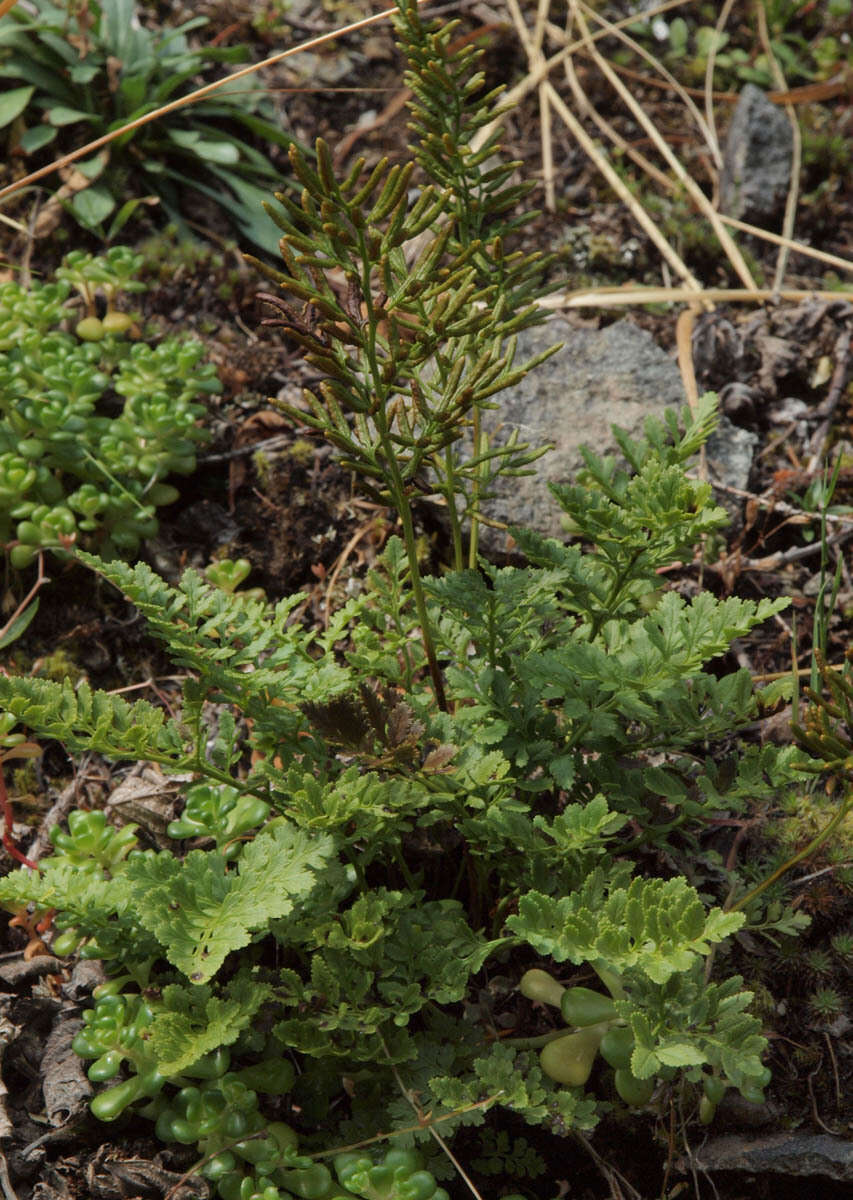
0,676,185,762
509,876,744,984
127,819,334,982
150,972,272,1073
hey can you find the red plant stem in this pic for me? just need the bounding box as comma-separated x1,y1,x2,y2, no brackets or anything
0,551,49,647
0,766,38,870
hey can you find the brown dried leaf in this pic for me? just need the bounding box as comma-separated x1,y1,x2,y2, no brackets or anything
41,1015,91,1126
422,743,457,772
386,701,423,748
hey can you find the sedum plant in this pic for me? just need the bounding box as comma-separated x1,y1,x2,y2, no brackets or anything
0,2,807,1193
0,246,220,566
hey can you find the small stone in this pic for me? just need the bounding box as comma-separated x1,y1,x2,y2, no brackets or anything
706,414,757,521
720,84,793,224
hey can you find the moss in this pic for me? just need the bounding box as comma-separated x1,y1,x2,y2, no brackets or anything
33,646,81,684
802,127,852,178
253,449,273,491
288,439,316,467
11,761,38,797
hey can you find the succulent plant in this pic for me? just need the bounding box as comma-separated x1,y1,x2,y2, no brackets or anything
0,249,220,566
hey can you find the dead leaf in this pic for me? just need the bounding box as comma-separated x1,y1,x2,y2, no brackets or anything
41,1015,91,1126
104,763,184,839
422,744,457,772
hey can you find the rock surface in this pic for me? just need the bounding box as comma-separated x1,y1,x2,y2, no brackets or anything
705,414,758,521
689,1133,853,1182
720,84,793,224
471,316,684,550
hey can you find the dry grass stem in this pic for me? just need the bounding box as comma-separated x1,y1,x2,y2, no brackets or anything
756,1,802,297
558,30,675,193
571,1,721,169
504,0,702,295
568,0,757,291
471,0,695,158
717,215,853,274
533,0,556,211
547,83,704,294
547,286,852,308
675,308,700,414
704,0,737,167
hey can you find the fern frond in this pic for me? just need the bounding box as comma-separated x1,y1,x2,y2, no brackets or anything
150,973,273,1074
509,876,744,984
0,676,185,762
126,818,334,983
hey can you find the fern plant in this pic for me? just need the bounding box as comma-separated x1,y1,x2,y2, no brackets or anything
0,3,807,1195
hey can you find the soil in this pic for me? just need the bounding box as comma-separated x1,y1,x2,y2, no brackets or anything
0,2,851,1198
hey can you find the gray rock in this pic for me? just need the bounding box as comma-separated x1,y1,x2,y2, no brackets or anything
470,317,684,550
690,1133,853,1182
705,415,757,520
720,84,793,224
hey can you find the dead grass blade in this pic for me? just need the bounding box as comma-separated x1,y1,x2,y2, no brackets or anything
568,0,757,291
547,286,853,308
704,0,737,165
504,0,704,296
756,1,802,298
716,215,853,275
472,0,695,153
567,1,721,169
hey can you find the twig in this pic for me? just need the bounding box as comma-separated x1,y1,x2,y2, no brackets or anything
0,1148,19,1200
106,675,188,697
0,551,50,645
24,774,86,864
792,863,852,887
824,1031,842,1109
381,1037,485,1200
728,525,853,573
197,434,293,465
573,1130,643,1200
688,474,853,528
323,512,387,629
807,1060,838,1135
